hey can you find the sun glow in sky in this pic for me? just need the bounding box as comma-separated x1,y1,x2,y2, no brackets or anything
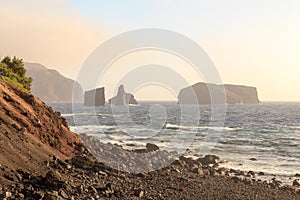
1,0,300,101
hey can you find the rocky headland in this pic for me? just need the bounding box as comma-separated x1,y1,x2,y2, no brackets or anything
24,63,83,103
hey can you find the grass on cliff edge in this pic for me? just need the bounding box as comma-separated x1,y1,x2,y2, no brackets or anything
0,56,32,93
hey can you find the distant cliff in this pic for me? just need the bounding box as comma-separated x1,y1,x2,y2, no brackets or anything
84,87,105,106
109,85,138,106
178,82,260,104
24,63,83,103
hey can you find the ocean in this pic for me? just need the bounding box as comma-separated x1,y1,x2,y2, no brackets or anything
49,102,300,184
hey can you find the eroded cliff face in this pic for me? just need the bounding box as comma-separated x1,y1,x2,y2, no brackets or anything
178,82,260,104
84,87,105,106
0,79,81,185
24,62,83,103
109,85,138,106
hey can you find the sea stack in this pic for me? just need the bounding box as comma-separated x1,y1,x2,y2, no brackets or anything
178,82,260,104
84,87,105,106
109,85,138,106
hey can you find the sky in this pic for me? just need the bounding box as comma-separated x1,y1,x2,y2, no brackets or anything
0,0,300,101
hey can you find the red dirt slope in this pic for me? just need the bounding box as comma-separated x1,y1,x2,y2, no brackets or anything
0,79,81,185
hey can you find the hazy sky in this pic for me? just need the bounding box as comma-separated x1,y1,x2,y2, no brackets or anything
1,0,300,101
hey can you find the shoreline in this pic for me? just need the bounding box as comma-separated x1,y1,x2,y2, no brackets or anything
76,132,299,187
81,134,300,186
2,137,299,199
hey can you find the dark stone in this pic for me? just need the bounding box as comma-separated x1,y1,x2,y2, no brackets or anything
196,155,220,166
71,155,93,169
247,171,255,176
146,143,159,152
134,189,144,197
293,179,300,187
45,171,63,190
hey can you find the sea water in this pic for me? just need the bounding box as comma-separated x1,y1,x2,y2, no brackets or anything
50,102,300,184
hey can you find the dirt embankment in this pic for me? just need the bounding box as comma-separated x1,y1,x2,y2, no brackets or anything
0,79,81,185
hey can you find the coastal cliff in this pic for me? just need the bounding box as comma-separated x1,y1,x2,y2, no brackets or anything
178,82,260,104
24,62,83,103
84,87,105,106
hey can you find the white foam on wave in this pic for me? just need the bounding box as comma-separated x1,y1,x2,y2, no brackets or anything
164,123,240,131
70,125,121,134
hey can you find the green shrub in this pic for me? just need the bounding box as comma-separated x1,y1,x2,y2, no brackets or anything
0,56,32,93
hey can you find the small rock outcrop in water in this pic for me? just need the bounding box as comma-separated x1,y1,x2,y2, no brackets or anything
178,82,260,104
84,87,105,106
109,85,138,106
24,62,84,103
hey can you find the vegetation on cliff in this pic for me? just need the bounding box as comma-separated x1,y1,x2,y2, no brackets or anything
0,56,32,93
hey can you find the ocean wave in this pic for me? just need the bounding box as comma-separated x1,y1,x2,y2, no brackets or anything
164,123,241,131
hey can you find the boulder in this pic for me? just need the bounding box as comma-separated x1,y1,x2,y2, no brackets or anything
196,155,220,166
146,143,159,152
293,179,300,187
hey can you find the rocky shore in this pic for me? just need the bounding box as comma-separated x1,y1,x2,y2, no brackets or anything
1,141,299,200
0,79,299,199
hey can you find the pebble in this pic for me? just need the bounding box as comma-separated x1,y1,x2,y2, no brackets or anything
5,192,12,198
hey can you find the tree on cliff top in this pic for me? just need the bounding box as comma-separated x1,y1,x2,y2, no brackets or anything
0,56,32,93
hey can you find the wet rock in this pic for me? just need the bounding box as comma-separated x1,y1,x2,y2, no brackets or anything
295,173,300,177
172,160,184,167
134,189,144,197
217,167,228,175
249,158,257,161
258,172,265,176
196,155,220,166
146,143,159,152
293,179,300,187
179,156,194,166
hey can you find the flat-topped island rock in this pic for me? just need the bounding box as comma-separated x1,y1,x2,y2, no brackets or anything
178,82,260,104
